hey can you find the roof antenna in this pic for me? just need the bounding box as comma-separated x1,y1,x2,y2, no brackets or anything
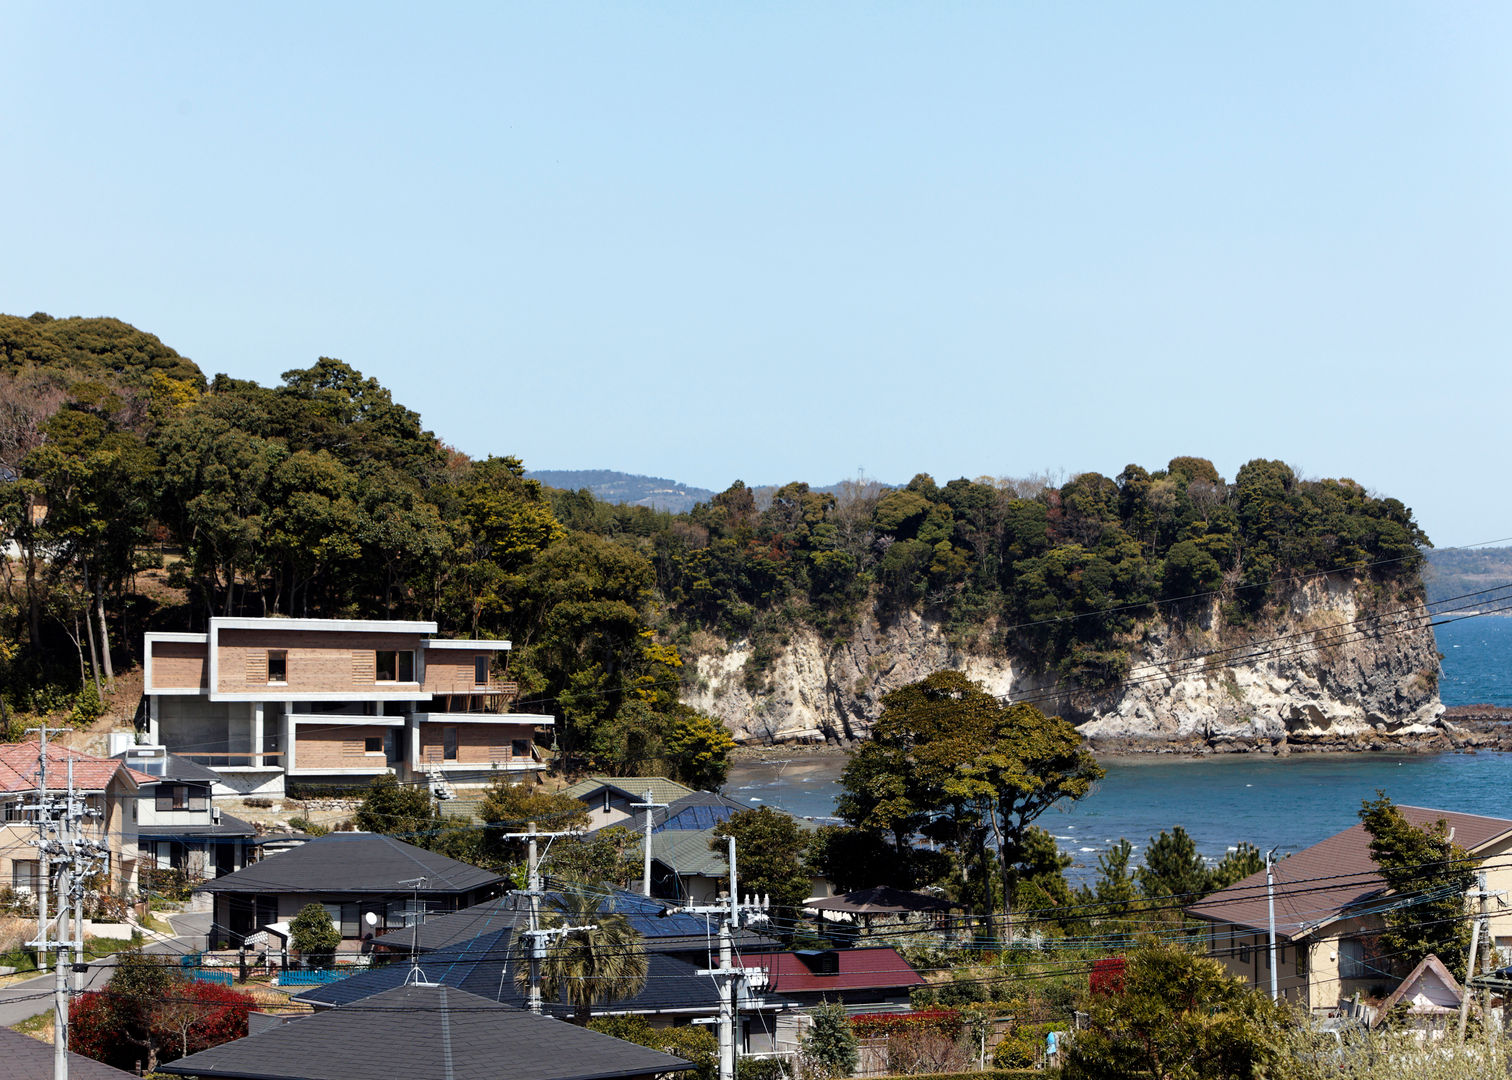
398,876,431,985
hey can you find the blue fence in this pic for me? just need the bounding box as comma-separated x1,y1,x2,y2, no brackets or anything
185,969,235,987
275,969,353,987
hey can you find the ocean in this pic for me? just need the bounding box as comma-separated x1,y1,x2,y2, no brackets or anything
724,615,1512,882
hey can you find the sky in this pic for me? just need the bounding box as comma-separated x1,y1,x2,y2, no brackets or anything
3,3,1509,548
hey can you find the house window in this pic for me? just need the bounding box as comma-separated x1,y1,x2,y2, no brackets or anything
11,860,39,895
474,656,489,686
512,739,529,759
1339,939,1367,980
1238,943,1250,965
442,727,458,761
364,736,383,754
375,650,416,682
4,800,28,823
267,650,287,683
157,785,189,812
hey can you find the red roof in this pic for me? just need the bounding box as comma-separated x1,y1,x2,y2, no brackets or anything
0,742,153,794
753,947,924,994
1186,806,1512,940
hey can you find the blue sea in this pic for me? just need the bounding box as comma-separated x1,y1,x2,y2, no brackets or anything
726,616,1512,882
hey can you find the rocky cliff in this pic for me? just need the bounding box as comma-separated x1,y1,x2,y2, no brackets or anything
685,577,1450,753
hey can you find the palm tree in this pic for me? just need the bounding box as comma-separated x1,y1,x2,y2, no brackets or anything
518,884,648,1025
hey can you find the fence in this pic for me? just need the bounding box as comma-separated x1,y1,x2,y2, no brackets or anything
184,969,235,987
274,968,356,987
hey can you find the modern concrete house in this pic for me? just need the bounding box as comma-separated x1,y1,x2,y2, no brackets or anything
142,617,553,794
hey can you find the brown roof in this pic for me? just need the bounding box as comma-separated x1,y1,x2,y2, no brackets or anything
1186,806,1512,941
0,741,152,794
1374,953,1462,1024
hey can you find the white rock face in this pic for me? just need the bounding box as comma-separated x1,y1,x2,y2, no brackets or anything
684,578,1444,750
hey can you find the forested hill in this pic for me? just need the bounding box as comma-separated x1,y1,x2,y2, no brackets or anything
524,469,714,513
1423,547,1512,609
0,314,1433,762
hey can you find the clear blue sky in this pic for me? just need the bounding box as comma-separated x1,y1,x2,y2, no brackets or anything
4,3,1508,547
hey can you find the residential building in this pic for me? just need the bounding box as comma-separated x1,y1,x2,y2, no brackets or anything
142,616,552,794
1185,806,1512,1013
159,983,697,1080
746,947,926,1056
562,776,698,832
196,831,507,947
112,744,255,881
0,741,149,899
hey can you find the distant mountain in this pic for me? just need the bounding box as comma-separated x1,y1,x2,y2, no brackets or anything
1423,546,1512,610
526,469,716,513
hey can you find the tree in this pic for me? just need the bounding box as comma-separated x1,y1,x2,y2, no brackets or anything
589,1015,718,1080
801,999,859,1079
838,671,1104,924
353,774,439,841
522,886,648,1025
1137,827,1212,901
477,779,589,870
290,902,341,967
664,710,736,790
1064,942,1284,1080
1359,792,1475,980
68,949,254,1072
546,826,639,889
1211,843,1267,891
712,806,813,928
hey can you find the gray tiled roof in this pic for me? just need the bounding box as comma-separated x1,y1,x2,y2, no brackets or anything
295,935,751,1019
158,983,696,1080
197,832,506,894
0,1025,137,1079
563,777,697,806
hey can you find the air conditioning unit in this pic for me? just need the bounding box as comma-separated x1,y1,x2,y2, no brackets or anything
212,807,222,823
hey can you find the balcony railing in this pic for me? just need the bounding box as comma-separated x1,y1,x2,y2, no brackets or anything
425,673,519,697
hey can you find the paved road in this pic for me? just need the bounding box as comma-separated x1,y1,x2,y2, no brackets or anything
0,910,212,1026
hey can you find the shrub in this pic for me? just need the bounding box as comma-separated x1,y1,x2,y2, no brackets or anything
289,903,340,966
801,1000,859,1079
70,969,255,1072
993,1023,1056,1069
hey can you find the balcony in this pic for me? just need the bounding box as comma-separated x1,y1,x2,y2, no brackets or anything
426,676,521,715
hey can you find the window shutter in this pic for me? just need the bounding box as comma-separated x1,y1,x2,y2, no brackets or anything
246,653,267,683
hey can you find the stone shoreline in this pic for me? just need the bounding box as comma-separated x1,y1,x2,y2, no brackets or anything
731,705,1512,760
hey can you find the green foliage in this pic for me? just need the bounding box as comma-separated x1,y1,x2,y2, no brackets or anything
1136,826,1211,901
476,780,589,870
1359,791,1475,980
1063,941,1285,1080
664,710,736,790
352,774,439,840
712,806,813,928
801,999,860,1079
1211,843,1267,890
992,1022,1057,1069
522,886,648,1025
590,1015,718,1080
289,903,341,965
546,825,639,889
839,671,1102,921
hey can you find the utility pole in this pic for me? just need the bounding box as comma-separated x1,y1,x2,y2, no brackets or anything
1265,847,1280,1002
1457,869,1501,1043
629,790,667,898
25,728,109,1080
504,822,591,1014
671,836,771,1080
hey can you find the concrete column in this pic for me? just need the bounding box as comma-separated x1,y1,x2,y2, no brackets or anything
251,702,264,768
147,696,160,743
284,712,297,775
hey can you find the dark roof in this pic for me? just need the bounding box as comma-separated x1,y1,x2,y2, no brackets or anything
753,947,924,995
296,933,749,1018
373,886,774,956
197,832,506,895
806,887,956,916
0,1024,138,1080
1186,806,1512,940
138,812,258,840
113,748,223,783
158,983,696,1080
